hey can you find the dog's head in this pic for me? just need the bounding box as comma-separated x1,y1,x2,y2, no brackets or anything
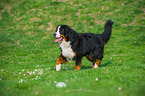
54,25,74,43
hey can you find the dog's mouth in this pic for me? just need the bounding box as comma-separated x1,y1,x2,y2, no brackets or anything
55,37,63,43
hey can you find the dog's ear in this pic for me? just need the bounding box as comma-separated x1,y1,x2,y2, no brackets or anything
61,25,76,42
60,26,65,34
69,30,77,43
69,31,73,39
62,26,69,39
63,26,72,40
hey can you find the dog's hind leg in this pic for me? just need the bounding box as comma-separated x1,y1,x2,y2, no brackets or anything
86,56,96,65
93,59,102,68
86,56,101,69
56,54,67,71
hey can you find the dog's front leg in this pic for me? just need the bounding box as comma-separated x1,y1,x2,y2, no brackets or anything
75,55,83,71
56,55,67,71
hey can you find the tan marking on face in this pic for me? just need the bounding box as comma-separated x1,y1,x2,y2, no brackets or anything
60,35,67,41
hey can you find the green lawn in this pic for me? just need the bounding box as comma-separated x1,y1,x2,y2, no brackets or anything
0,0,145,96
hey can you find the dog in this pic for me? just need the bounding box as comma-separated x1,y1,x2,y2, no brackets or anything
53,20,114,71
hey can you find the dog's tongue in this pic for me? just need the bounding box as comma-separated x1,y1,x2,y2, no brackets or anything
55,37,62,42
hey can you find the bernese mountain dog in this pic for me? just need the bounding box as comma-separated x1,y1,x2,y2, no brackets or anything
53,20,114,71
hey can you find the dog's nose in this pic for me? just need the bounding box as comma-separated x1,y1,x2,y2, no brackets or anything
53,33,56,37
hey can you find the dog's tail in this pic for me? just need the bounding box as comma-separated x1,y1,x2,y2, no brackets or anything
102,20,114,44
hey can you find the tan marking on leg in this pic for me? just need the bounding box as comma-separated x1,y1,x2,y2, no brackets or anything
75,65,82,71
56,57,67,65
92,59,101,68
56,56,67,71
96,59,101,66
74,57,83,71
86,56,96,64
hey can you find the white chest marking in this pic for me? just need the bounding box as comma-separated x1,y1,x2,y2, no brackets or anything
59,40,74,59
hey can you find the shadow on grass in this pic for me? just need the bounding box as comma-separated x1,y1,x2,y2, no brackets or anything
100,61,112,67
81,61,112,70
81,66,92,70
51,61,112,71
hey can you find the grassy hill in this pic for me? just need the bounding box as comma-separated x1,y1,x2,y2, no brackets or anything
0,0,145,96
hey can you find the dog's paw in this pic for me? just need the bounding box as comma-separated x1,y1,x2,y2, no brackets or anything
94,64,98,68
56,64,61,71
92,64,98,68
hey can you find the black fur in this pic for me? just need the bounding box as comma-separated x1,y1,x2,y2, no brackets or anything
54,20,114,70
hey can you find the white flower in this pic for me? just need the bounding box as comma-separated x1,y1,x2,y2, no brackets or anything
38,69,43,75
95,78,99,81
34,77,37,80
33,72,35,74
118,87,122,90
18,79,23,83
22,69,25,71
29,71,32,76
54,81,57,83
20,79,23,82
46,67,50,70
1,70,3,71
56,82,67,88
0,78,2,80
35,65,39,68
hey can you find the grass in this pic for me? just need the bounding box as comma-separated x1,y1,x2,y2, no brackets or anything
0,0,145,96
